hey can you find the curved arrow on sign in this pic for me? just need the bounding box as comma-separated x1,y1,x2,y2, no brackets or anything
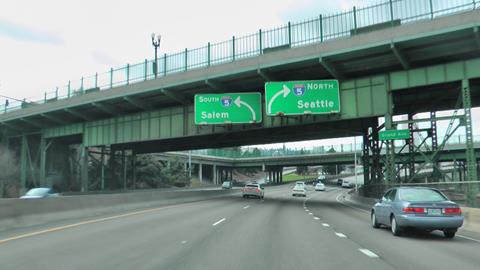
267,84,291,115
234,96,256,122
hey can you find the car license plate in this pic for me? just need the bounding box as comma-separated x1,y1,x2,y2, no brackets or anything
428,208,441,216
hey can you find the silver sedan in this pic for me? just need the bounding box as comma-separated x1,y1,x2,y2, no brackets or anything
371,187,463,238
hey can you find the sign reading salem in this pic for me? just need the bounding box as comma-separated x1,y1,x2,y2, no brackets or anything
265,80,340,116
194,93,262,125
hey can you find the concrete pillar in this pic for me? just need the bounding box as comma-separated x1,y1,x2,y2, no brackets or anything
199,163,203,182
280,169,283,183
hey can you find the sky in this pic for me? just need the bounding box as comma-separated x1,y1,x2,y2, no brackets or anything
0,0,478,149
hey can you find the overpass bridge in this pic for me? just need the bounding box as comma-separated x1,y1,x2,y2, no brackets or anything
0,0,479,202
158,137,480,184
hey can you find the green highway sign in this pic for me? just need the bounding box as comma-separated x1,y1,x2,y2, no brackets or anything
379,129,411,140
265,80,340,116
194,93,262,125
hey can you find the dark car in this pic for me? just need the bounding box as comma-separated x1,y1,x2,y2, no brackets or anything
371,187,464,238
336,179,343,186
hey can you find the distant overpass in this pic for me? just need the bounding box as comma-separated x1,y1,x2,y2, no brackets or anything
0,0,478,196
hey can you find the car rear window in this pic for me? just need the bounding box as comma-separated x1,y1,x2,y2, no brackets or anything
398,189,447,202
246,184,258,188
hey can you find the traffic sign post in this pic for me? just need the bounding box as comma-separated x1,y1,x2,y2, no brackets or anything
379,129,411,140
265,80,340,116
194,93,262,125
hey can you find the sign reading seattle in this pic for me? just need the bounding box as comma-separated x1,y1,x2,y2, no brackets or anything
265,80,340,116
194,93,262,125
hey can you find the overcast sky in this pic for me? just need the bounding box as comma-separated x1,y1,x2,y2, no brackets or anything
0,0,478,149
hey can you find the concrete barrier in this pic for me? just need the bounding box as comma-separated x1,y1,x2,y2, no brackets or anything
0,189,238,233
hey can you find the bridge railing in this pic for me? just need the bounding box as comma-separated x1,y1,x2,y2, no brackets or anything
1,0,478,114
187,134,480,159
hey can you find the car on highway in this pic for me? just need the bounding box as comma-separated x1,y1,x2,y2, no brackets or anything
221,181,233,189
341,180,354,188
315,182,326,191
292,183,307,197
242,183,264,199
371,187,464,238
20,187,59,199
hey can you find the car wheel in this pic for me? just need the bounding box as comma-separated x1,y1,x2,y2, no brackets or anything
390,215,402,236
242,195,246,198
444,230,456,238
371,211,380,228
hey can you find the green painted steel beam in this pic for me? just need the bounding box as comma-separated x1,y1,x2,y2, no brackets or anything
205,79,227,91
92,102,119,116
40,113,67,125
474,27,480,49
123,96,152,110
257,69,274,81
393,115,464,125
160,89,188,105
319,57,342,79
20,118,43,128
390,43,410,70
64,108,91,121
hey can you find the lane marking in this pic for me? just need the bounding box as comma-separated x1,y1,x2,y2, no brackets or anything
335,232,347,238
322,223,330,227
305,209,310,212
181,240,188,244
212,218,226,226
457,234,480,244
359,249,379,258
308,213,313,215
0,202,197,245
314,217,320,220
243,205,250,209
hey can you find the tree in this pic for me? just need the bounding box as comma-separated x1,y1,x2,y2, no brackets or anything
0,145,19,197
296,166,309,176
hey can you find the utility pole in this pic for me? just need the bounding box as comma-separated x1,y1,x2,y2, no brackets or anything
151,33,161,78
354,136,358,192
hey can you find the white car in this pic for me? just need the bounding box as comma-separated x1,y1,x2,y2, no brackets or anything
342,180,354,188
315,182,326,191
292,184,307,197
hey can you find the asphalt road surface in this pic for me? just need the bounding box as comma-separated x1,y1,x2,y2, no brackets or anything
1,184,480,270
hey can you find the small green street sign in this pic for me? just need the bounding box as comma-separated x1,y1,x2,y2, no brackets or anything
379,129,411,140
194,93,262,125
265,80,340,116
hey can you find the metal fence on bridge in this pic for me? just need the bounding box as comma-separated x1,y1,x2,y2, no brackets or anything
1,0,478,114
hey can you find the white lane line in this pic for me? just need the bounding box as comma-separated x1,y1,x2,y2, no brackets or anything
212,218,226,226
308,213,313,215
243,205,250,209
335,232,347,238
181,240,188,244
457,234,480,244
322,223,330,227
305,209,310,212
314,217,320,220
335,192,370,214
359,249,379,258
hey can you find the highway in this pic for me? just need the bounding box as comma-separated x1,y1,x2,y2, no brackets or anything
1,185,480,270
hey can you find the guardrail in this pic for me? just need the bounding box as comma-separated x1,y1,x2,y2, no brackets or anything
1,0,478,114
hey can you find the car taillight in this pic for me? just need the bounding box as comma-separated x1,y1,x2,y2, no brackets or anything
403,207,426,213
256,188,260,193
443,208,461,214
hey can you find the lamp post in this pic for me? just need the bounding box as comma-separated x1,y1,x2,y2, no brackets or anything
151,33,161,78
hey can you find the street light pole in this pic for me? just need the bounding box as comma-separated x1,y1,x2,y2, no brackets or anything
151,33,161,78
